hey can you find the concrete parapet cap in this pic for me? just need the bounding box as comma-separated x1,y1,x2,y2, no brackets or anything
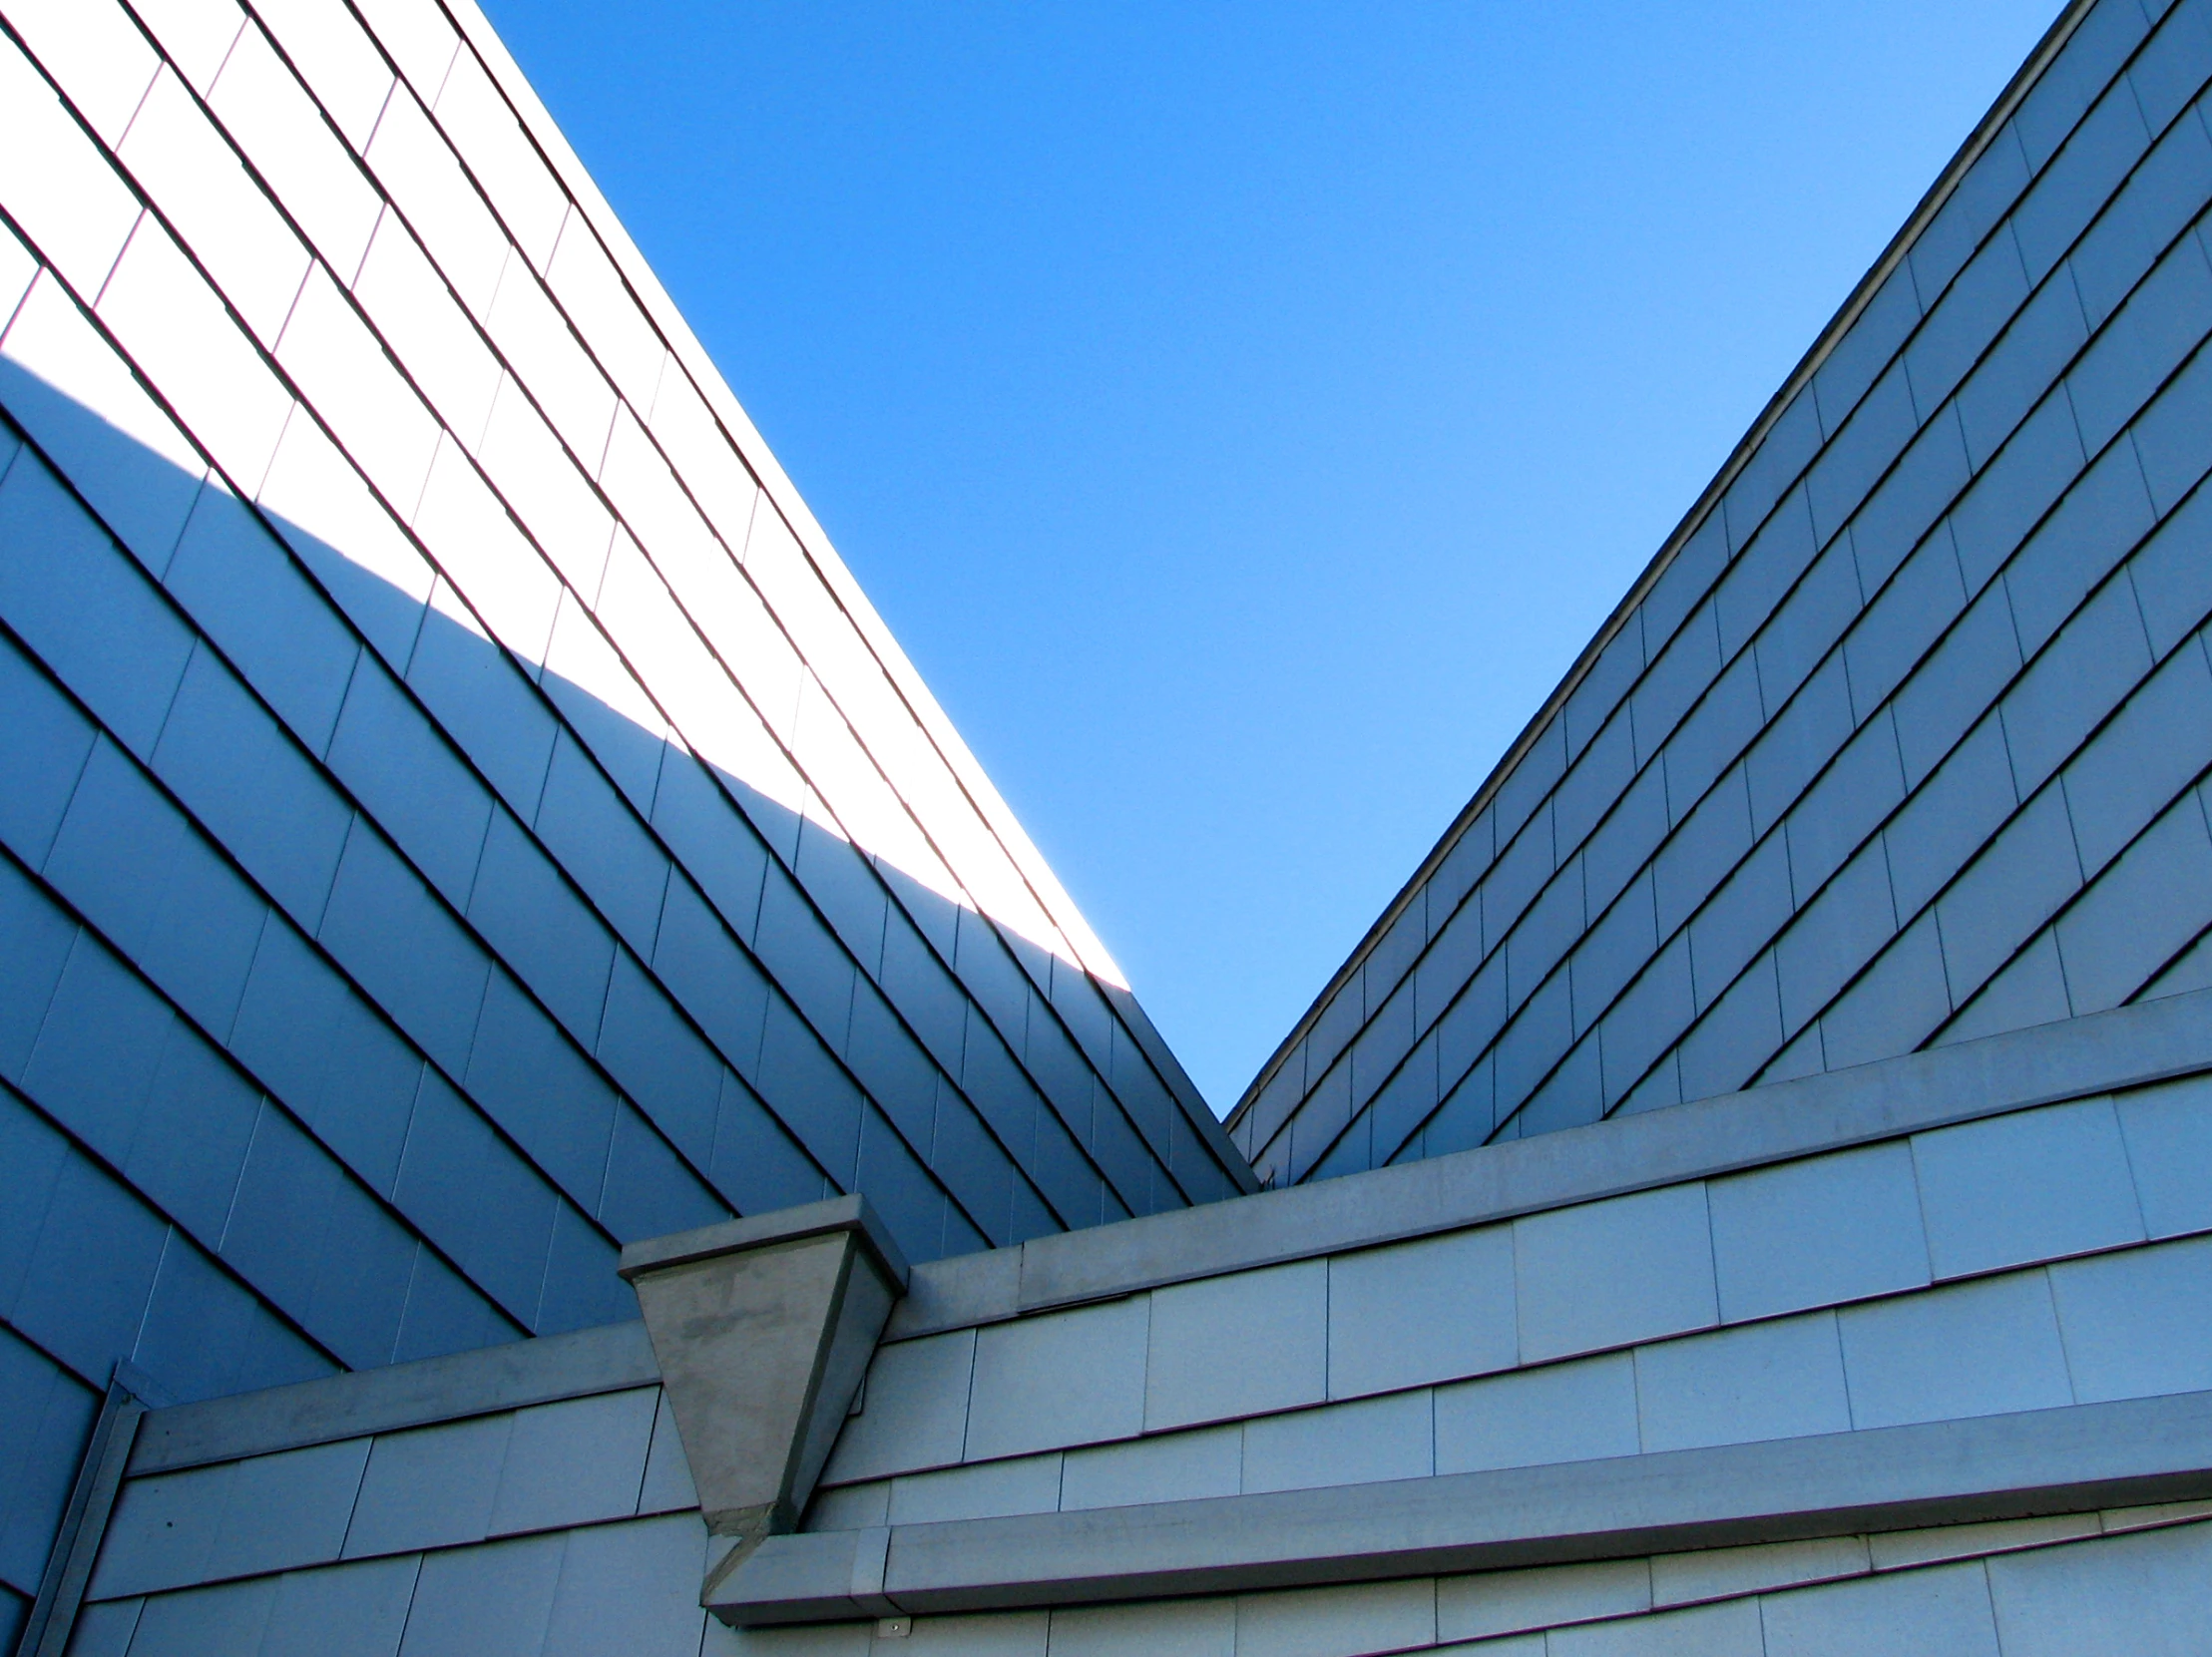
128,1320,660,1475
714,1388,2212,1624
618,1193,910,1290
889,989,2212,1341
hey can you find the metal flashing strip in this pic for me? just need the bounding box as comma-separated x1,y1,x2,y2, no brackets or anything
127,1319,660,1475
715,1388,2212,1625
890,987,2212,1340
19,1374,147,1657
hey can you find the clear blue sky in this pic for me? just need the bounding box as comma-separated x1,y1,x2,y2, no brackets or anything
481,0,2060,1114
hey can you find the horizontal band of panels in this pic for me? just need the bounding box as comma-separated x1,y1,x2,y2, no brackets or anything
715,1387,2212,1624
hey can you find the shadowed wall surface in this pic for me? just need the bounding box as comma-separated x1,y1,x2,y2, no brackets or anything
0,0,1249,1641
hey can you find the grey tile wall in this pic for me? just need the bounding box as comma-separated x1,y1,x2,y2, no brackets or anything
0,0,1248,1617
85,1508,2212,1657
810,1078,2212,1516
1235,0,2212,1191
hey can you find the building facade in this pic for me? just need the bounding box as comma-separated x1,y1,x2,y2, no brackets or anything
1232,0,2212,1191
11,0,2212,1652
0,0,1248,1642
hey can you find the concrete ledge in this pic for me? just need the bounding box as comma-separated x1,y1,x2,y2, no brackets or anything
618,1194,910,1289
714,1389,2212,1623
886,990,2212,1340
128,1320,660,1475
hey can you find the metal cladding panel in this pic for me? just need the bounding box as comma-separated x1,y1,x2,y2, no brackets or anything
0,0,1249,1614
1238,0,2212,1187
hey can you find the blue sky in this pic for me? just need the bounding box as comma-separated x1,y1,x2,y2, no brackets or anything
481,0,2059,1114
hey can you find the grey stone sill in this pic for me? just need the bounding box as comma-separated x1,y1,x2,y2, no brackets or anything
890,990,2212,1341
128,1320,660,1475
711,1387,2212,1624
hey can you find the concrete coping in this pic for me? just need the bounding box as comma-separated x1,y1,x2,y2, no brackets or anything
713,1388,2212,1624
886,989,2212,1342
127,1319,661,1476
620,1193,910,1291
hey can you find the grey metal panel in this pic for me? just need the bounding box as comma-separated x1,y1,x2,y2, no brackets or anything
1757,1559,2000,1657
1662,657,1765,818
903,989,2212,1341
1957,263,2091,470
0,456,195,761
1911,228,2032,418
1688,837,1791,1012
1750,542,1861,721
1435,1557,1651,1643
1654,767,1753,940
1885,720,2017,920
1932,789,2081,1006
132,1320,659,1473
822,1330,975,1484
91,1439,372,1601
2065,229,2212,453
196,1438,373,1587
1059,1427,1240,1514
1809,364,1920,551
122,1577,275,1657
1631,604,1723,768
882,1609,1047,1655
1838,1273,2073,1430
1513,1183,1718,1364
1632,1314,1852,1453
2058,637,2212,874
1648,1534,1868,1608
889,1458,1060,1527
1143,1262,1325,1433
636,1391,698,1515
61,1598,141,1657
1434,1354,1639,1477
2014,73,2154,284
393,1532,565,1657
1325,1226,1515,1401
2115,1071,2212,1236
1984,1516,2212,1655
2047,1235,2212,1402
2128,333,2212,512
965,1298,1146,1464
1910,1097,2145,1278
804,1481,889,1531
341,1414,511,1560
1717,487,1821,658
1941,930,2074,1047
488,1387,660,1536
1707,1142,1932,1324
1232,1578,1434,1657
1044,1595,1234,1657
1774,844,1897,1036
2000,576,2152,799
256,1555,420,1657
541,1513,707,1657
2127,0,2212,133
1239,1392,1430,1496
716,1387,2212,1625
1814,266,1923,431
1677,951,1785,1102
2001,438,2158,658
2056,790,2212,1012
2077,104,2212,332
1547,1596,1763,1657
2012,0,2149,173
